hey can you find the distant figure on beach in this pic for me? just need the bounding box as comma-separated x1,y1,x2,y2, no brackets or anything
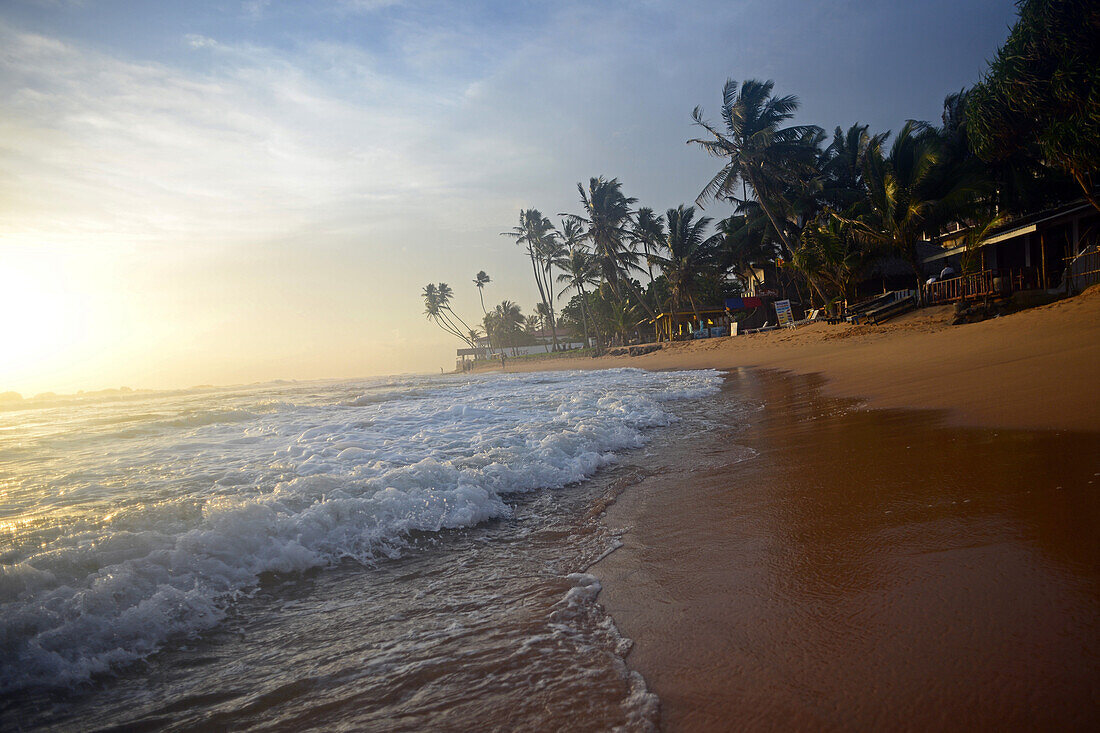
500,353,506,370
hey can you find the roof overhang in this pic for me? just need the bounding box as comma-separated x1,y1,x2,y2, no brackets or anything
923,223,1038,263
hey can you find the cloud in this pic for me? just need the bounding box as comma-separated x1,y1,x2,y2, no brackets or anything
0,22,463,252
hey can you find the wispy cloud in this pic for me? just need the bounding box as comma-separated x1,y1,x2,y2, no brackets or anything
0,22,470,252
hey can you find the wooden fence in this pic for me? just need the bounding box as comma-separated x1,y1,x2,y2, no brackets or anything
1067,247,1100,292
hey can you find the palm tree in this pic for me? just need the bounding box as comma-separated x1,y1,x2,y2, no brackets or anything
846,121,981,297
821,123,886,208
648,205,716,323
473,271,491,311
793,216,883,306
536,230,565,349
486,300,524,355
502,209,560,352
554,244,601,348
564,177,657,320
435,282,480,342
714,213,778,294
423,283,475,347
523,314,541,335
631,207,666,294
473,270,495,355
688,79,822,258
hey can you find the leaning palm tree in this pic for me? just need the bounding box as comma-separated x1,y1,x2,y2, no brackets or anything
435,282,480,343
563,177,656,320
648,205,716,322
423,283,475,347
688,79,822,258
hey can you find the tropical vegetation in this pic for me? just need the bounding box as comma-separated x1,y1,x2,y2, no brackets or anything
421,0,1096,360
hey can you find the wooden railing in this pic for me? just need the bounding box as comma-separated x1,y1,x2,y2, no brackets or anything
922,270,1000,305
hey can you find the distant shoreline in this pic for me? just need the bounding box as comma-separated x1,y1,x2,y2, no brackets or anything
475,286,1100,433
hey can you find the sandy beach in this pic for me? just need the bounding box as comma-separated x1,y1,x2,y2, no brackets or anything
489,285,1100,432
484,289,1100,730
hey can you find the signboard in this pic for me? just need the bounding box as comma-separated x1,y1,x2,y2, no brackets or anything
774,299,794,328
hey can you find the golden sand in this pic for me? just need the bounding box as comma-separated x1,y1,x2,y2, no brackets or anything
487,285,1100,432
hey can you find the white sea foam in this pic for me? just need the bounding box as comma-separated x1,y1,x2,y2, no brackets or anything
0,368,720,691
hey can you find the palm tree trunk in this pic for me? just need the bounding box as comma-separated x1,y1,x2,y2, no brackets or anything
477,289,496,356
529,249,558,352
434,313,475,348
543,261,560,352
578,283,604,350
443,308,479,347
688,293,701,322
1070,168,1100,214
620,274,657,321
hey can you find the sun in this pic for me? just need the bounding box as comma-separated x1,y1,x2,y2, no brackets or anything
0,250,89,390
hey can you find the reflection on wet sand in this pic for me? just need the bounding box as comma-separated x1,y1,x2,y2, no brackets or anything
597,368,1100,731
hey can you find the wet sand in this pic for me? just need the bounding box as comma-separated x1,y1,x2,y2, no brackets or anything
476,290,1100,728
596,369,1100,730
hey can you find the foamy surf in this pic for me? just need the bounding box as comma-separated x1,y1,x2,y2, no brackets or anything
0,368,721,695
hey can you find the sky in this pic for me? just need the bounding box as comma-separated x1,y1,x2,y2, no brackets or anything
0,0,1019,395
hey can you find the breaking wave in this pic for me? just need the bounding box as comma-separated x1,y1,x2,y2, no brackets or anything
0,369,720,692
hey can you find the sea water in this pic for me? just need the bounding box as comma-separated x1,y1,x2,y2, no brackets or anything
0,368,722,730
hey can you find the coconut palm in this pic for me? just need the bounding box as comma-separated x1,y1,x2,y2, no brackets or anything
523,314,541,335
434,282,480,342
648,205,716,322
714,212,779,293
564,177,656,320
793,216,883,306
688,79,822,257
502,209,560,352
554,244,601,348
846,121,980,296
631,207,666,292
821,123,887,208
486,300,524,355
472,270,495,355
536,230,565,349
473,271,491,311
423,283,475,347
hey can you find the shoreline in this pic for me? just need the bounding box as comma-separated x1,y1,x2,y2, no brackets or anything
594,368,1100,730
499,290,1100,728
475,286,1100,433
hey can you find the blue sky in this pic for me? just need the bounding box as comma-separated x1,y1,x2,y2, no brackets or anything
0,0,1018,393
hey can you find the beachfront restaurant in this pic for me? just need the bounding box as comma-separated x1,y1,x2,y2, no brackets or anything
647,308,732,341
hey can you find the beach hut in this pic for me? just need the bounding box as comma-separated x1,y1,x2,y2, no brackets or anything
921,199,1100,304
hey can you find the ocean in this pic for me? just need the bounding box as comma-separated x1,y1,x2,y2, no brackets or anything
0,368,723,730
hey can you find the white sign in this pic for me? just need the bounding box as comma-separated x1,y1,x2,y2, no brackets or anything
774,299,794,328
